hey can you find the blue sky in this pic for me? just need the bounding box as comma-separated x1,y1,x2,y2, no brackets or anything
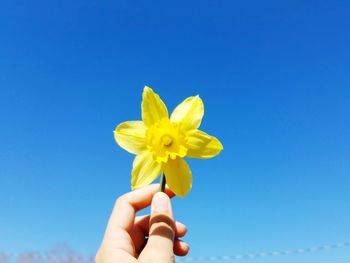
1,0,350,262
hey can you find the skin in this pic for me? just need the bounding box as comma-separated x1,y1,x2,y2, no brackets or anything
96,184,190,263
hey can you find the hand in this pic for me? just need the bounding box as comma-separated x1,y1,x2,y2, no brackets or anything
96,184,190,263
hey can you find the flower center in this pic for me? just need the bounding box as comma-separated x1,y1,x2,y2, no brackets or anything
146,119,188,163
161,135,173,147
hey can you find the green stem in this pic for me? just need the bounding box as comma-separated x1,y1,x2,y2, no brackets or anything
160,173,166,192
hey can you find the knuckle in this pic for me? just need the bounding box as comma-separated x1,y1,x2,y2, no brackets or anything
150,221,175,240
114,195,126,208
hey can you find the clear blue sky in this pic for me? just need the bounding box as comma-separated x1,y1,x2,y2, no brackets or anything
1,0,350,262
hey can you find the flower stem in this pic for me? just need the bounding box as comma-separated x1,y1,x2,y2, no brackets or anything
160,173,166,192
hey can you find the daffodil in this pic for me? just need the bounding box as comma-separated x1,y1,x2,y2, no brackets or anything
114,86,223,197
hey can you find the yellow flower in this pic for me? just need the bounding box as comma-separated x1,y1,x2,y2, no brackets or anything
114,86,223,197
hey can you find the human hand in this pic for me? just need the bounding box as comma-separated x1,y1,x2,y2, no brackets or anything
96,184,190,263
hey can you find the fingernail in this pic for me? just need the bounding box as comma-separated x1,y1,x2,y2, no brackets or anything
152,192,169,213
180,241,189,250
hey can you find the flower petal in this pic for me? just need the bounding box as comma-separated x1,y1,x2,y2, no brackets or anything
132,152,162,189
142,86,168,127
114,121,147,154
186,129,223,159
163,158,192,197
170,96,204,131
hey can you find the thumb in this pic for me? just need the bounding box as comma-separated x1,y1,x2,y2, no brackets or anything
139,192,175,262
